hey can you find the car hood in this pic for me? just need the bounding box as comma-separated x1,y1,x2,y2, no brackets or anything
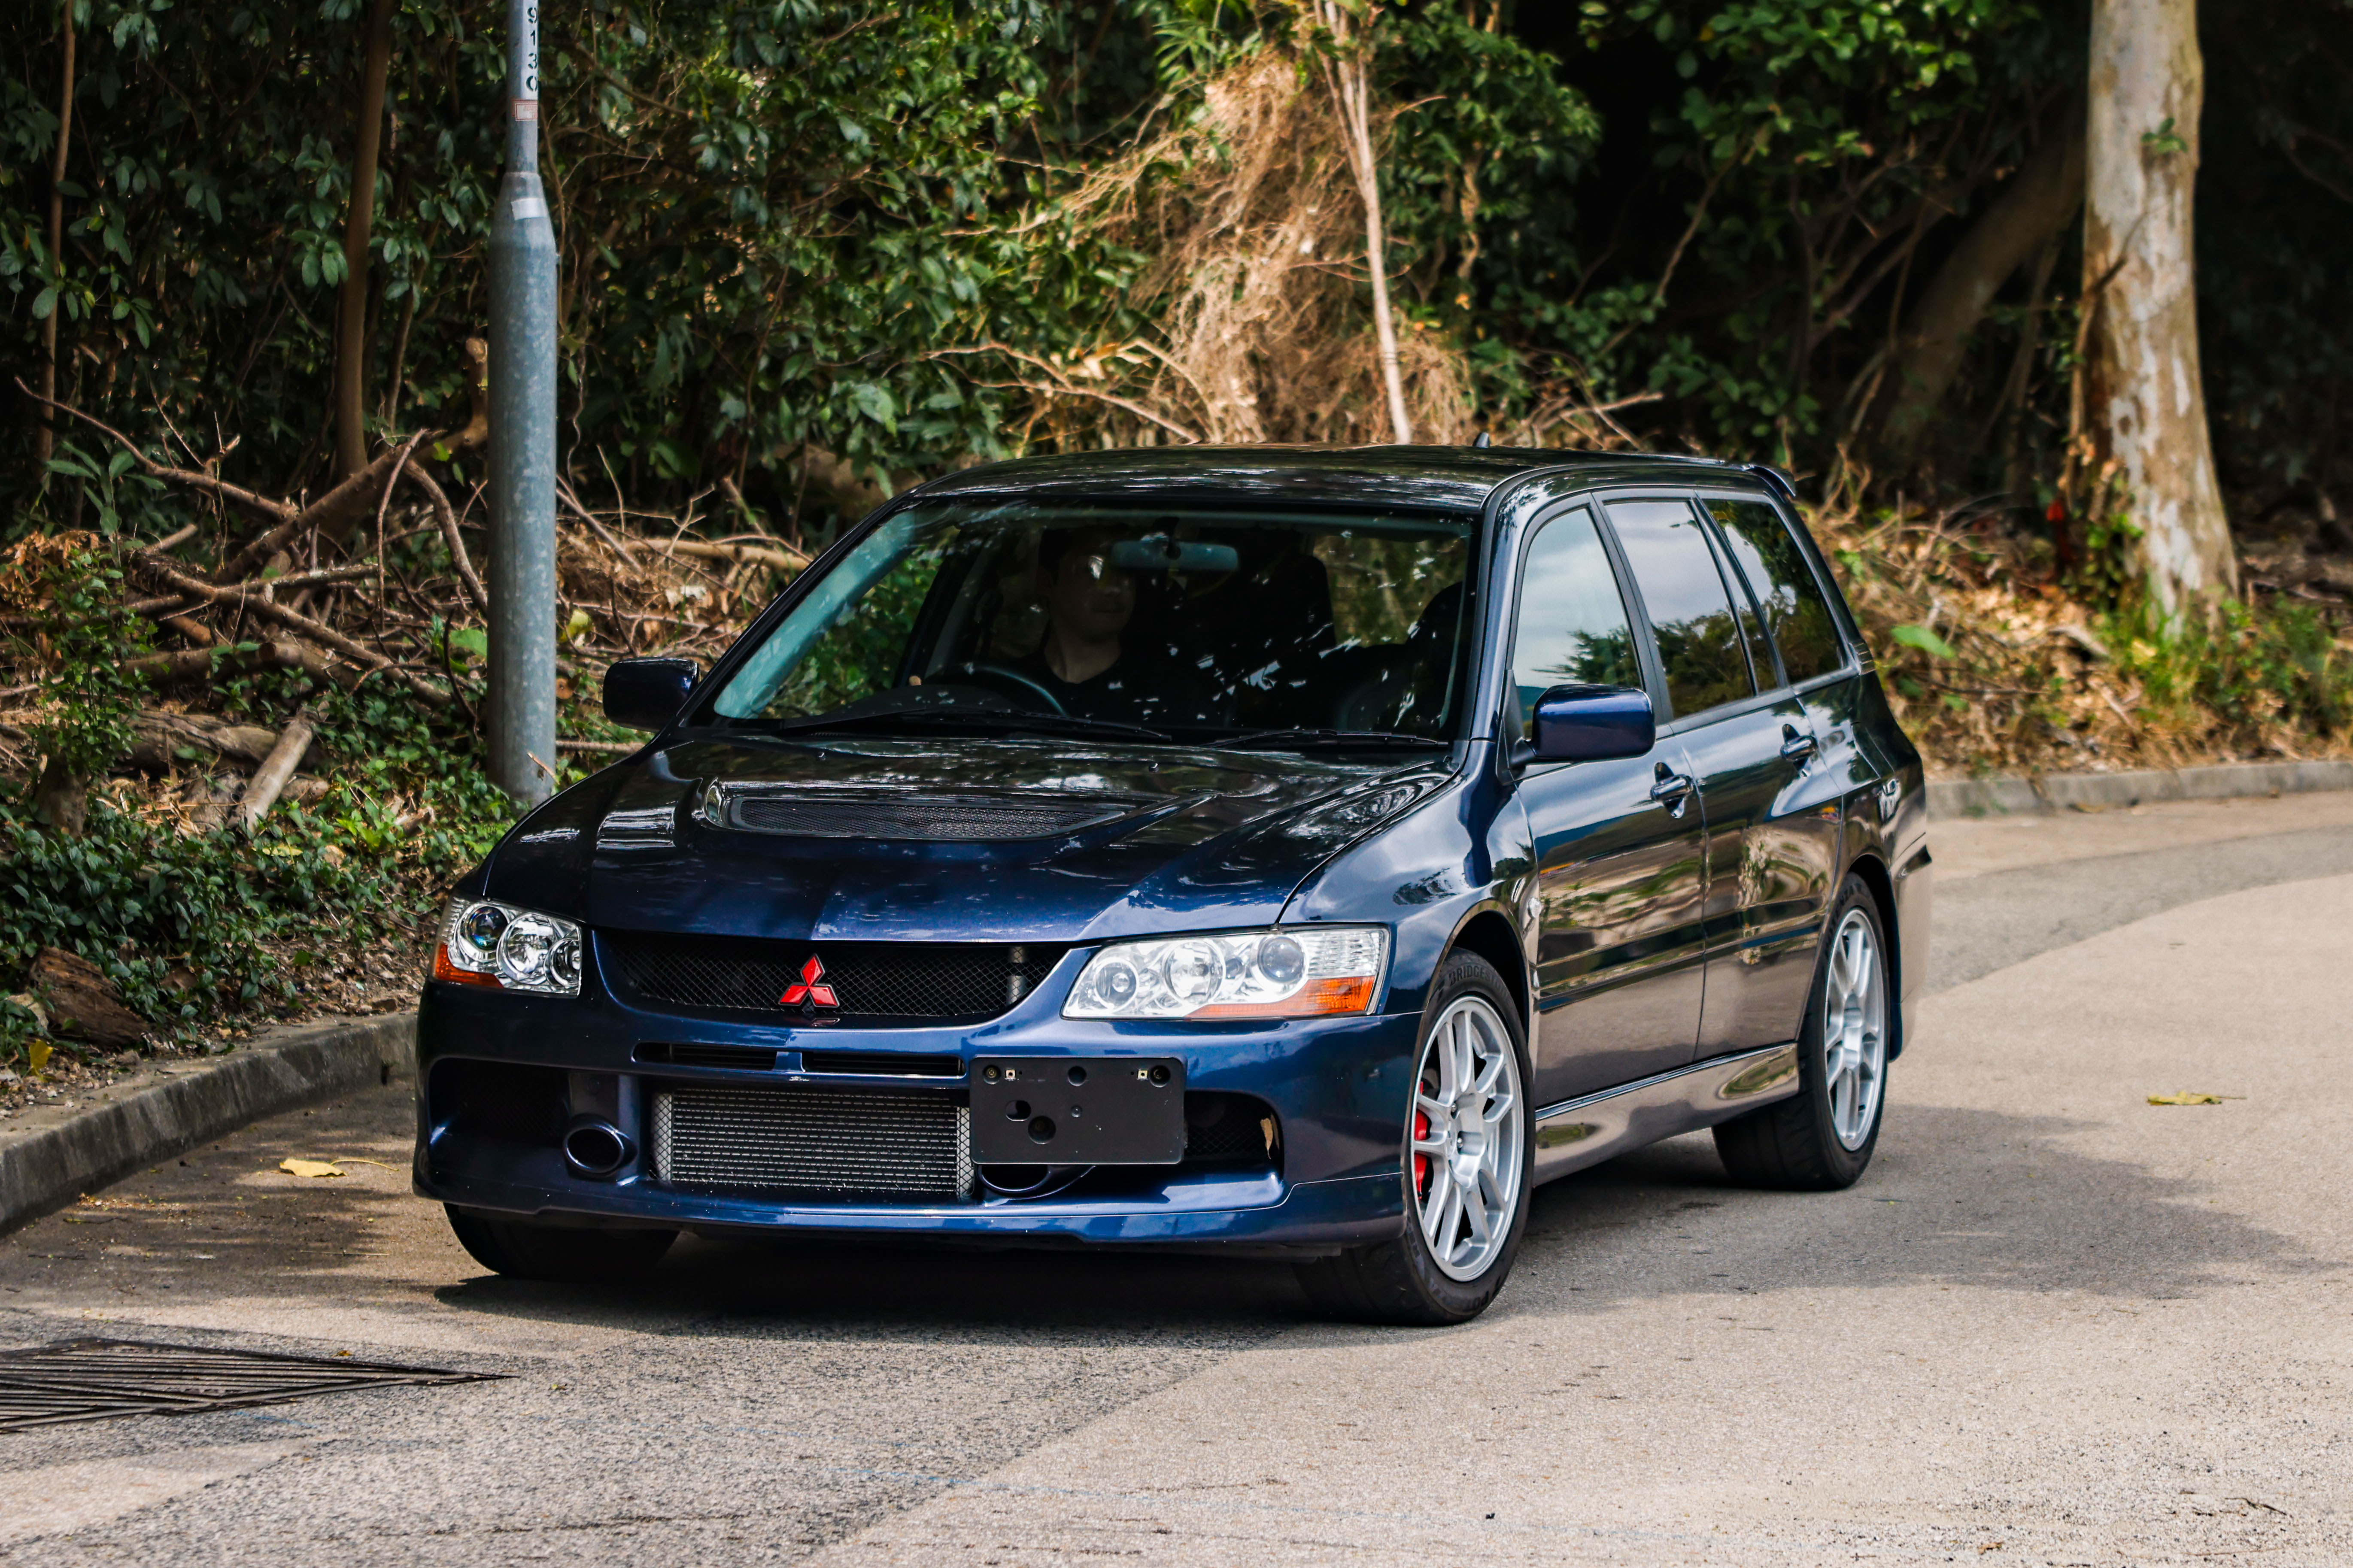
482,734,1454,945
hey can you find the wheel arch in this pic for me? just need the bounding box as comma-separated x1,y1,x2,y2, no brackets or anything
1441,906,1530,1041
1842,850,1904,1059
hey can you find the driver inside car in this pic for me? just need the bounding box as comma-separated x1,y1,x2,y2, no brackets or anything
1013,527,1210,728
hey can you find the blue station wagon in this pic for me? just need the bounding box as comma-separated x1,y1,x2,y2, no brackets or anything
418,445,1931,1324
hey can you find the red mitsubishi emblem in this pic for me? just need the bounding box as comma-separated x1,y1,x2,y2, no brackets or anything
780,955,839,1010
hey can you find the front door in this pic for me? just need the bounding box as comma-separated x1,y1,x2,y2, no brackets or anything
1506,505,1711,1106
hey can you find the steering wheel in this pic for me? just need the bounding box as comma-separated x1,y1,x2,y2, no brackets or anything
949,661,1068,716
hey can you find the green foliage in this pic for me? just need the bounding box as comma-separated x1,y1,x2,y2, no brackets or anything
2104,596,2353,743
9,533,150,781
0,0,1182,530
1888,623,1958,660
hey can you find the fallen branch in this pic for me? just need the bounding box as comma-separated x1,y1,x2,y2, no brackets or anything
128,636,347,690
133,558,450,707
646,537,808,575
234,712,315,831
404,461,488,613
214,438,431,583
559,481,640,566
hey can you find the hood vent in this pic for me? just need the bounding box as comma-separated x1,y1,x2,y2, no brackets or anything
713,786,1144,842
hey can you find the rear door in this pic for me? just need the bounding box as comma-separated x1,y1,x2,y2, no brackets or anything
1684,494,1846,1056
1507,504,1710,1106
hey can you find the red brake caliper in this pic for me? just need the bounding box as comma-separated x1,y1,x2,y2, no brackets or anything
1413,1092,1432,1198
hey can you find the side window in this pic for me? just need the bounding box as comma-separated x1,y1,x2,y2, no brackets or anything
1509,508,1641,742
1705,498,1845,685
1707,521,1780,689
1605,498,1757,721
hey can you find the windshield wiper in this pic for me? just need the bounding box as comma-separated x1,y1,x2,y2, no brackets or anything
1217,728,1451,752
763,708,1172,743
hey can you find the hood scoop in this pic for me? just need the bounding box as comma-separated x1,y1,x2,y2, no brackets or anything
705,783,1154,843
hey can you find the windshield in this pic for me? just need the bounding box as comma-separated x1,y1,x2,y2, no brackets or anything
702,500,1477,747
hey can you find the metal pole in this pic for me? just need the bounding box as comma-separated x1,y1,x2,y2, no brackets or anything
486,0,557,805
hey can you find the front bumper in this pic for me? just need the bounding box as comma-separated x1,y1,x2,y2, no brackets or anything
413,955,1420,1250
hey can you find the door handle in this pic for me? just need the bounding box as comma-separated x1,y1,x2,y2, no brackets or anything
1649,764,1694,817
1779,723,1819,762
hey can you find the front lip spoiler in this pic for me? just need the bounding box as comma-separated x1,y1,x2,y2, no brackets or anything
419,1168,1403,1250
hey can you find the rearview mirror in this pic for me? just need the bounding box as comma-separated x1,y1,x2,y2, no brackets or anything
1530,684,1654,762
1110,536,1241,574
603,658,701,731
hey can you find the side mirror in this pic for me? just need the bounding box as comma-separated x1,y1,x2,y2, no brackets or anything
603,657,701,731
1530,684,1654,762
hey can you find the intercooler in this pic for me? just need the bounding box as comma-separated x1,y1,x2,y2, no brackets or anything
650,1083,975,1200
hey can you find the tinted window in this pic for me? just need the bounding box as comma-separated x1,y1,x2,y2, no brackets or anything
1509,508,1640,741
1706,499,1844,684
703,502,1476,745
1606,499,1755,720
1711,522,1780,688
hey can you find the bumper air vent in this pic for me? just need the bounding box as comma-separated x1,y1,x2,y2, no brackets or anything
799,1050,964,1078
721,789,1138,841
651,1084,972,1200
601,934,1064,1024
633,1043,780,1071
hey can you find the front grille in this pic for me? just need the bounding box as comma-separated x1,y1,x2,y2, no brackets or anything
726,790,1134,841
652,1084,972,1199
602,933,1064,1024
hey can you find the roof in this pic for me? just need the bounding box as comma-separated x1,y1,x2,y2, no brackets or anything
911,444,1776,514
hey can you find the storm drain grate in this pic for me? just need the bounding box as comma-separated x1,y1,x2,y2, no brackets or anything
0,1338,506,1431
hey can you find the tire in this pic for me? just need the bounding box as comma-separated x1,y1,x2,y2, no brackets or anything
444,1206,676,1283
1714,874,1892,1191
1296,950,1532,1326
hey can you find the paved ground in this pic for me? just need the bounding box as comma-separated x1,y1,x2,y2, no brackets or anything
3,795,2350,1564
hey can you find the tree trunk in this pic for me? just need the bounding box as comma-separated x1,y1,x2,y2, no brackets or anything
35,3,75,472
1314,1,1413,445
30,947,148,1050
333,0,398,479
1879,104,2085,467
2083,0,2237,610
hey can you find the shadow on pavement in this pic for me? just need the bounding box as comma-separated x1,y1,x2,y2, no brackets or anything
5,1083,2319,1344
1494,1102,2323,1324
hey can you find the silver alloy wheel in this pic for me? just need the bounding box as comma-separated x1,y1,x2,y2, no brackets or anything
1408,994,1525,1283
1822,907,1888,1151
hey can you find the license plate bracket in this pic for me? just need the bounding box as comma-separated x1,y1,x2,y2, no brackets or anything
968,1057,1187,1165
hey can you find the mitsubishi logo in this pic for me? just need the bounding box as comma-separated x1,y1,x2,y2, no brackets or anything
780,955,839,1013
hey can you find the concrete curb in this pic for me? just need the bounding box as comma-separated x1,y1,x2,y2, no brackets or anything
0,1012,416,1235
1928,759,2353,818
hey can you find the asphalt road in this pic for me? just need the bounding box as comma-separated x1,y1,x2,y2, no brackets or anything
4,793,2351,1565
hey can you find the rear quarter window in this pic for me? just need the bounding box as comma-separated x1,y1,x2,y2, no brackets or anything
1704,498,1846,685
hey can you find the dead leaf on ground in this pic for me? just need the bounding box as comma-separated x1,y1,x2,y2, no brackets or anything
2147,1092,2243,1105
278,1158,345,1178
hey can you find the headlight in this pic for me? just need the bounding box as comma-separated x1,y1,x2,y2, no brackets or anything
431,896,583,997
1063,927,1387,1020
